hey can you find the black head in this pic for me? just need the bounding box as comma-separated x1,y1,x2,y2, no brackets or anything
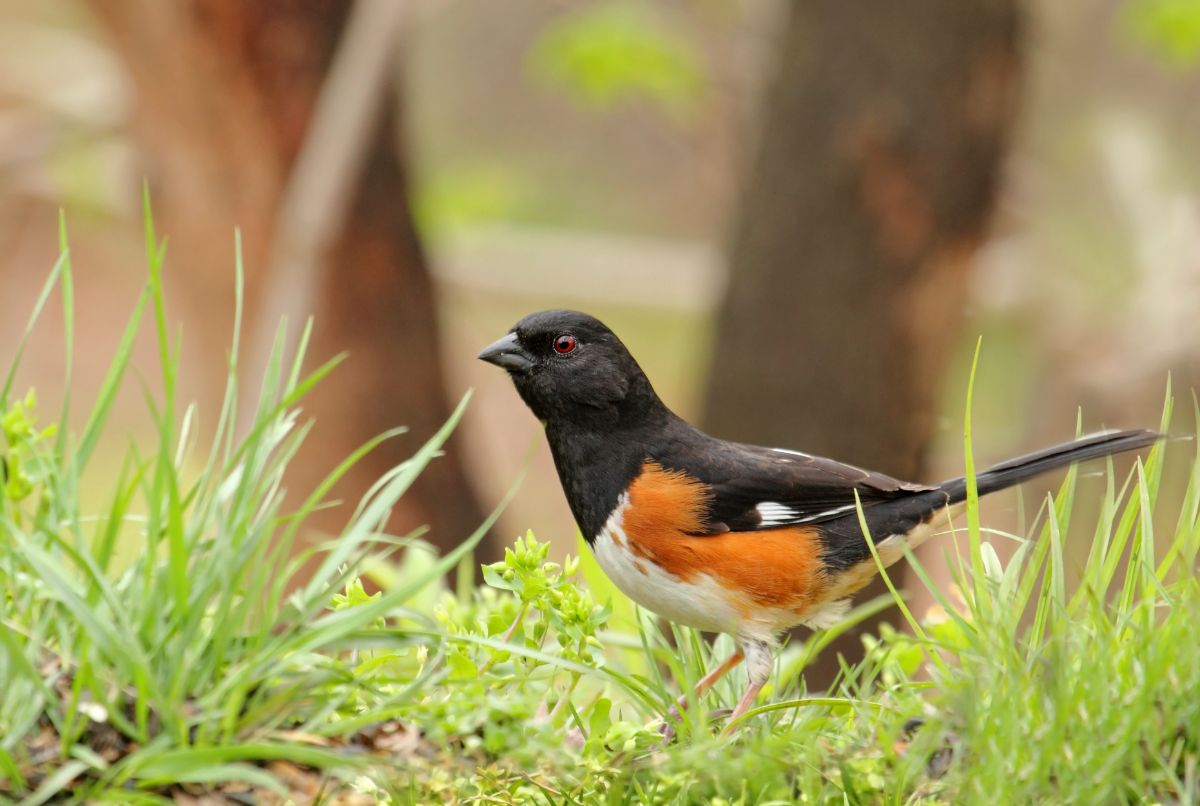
477,309,664,428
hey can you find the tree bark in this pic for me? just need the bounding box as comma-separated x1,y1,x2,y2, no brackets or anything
89,1,491,560
704,1,1022,683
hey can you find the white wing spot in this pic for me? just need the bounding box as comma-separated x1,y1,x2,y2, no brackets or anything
756,501,859,526
756,502,797,525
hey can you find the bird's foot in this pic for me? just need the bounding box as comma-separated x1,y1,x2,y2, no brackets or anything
654,705,684,747
656,706,737,747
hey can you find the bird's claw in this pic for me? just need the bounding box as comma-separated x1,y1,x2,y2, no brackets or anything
654,706,683,747
655,720,676,747
656,706,737,747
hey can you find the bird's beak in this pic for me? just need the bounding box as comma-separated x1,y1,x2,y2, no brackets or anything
477,332,535,373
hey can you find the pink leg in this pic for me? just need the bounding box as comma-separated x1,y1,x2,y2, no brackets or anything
723,638,775,733
672,651,744,713
658,651,745,744
726,680,766,729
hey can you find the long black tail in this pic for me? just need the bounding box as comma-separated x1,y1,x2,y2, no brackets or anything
819,429,1162,572
937,429,1162,505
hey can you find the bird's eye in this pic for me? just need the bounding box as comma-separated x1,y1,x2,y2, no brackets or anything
553,334,577,354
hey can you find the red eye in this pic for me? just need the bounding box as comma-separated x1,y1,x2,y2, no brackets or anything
553,334,577,354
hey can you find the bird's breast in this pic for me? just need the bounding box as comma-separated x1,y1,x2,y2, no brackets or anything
589,462,840,637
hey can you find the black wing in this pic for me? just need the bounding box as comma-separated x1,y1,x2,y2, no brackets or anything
653,431,933,535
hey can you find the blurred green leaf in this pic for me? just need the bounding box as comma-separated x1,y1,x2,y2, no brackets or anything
528,2,705,120
446,646,479,680
1124,0,1200,67
414,164,528,236
363,538,446,614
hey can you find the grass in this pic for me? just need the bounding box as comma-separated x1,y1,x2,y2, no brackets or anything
1,208,1198,804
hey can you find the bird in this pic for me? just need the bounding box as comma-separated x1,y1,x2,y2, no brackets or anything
477,309,1160,731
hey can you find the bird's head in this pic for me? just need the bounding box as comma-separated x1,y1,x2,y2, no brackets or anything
477,309,659,426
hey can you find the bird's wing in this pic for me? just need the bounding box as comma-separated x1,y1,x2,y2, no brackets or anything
659,439,933,535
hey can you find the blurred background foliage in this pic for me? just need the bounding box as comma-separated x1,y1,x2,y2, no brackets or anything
528,2,706,119
1128,0,1200,65
1,0,1198,681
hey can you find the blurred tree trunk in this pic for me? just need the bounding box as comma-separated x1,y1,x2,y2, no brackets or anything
88,1,492,560
704,1,1022,683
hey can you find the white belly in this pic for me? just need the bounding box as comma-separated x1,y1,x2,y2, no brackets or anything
591,495,744,634
588,495,946,639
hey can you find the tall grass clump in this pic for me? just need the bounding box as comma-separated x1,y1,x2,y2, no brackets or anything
856,353,1200,805
0,206,496,802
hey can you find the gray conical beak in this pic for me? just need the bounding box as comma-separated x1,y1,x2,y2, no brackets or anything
477,332,535,372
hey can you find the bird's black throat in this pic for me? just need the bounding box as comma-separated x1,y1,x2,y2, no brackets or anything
539,373,674,544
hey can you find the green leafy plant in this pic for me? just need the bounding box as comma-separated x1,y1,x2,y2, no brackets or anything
1,390,56,509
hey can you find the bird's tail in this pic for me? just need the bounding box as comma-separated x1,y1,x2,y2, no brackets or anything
817,428,1162,573
936,429,1162,505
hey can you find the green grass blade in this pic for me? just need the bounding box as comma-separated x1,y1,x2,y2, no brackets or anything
297,392,473,610
54,211,74,457
962,336,986,612
0,250,67,408
75,286,150,470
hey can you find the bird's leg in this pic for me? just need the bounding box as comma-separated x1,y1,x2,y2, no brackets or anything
669,651,744,717
657,650,744,743
724,637,775,732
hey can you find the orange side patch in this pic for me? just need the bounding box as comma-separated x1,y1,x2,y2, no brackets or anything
622,462,829,615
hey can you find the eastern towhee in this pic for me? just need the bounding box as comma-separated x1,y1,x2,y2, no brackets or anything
478,310,1159,729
